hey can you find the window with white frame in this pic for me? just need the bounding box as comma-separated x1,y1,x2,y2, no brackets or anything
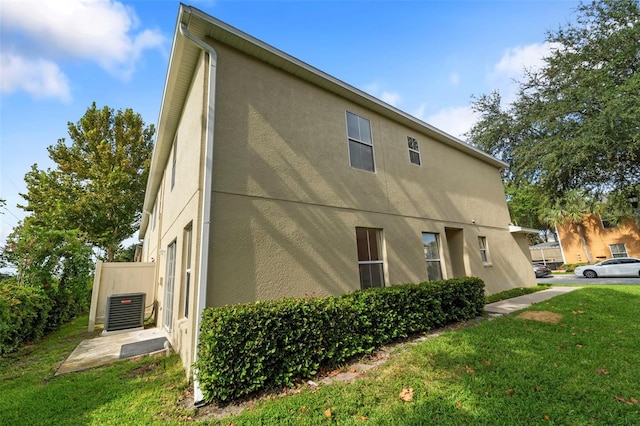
346,111,375,172
408,136,421,165
163,241,177,331
422,232,442,281
478,236,490,264
356,227,385,289
609,243,628,258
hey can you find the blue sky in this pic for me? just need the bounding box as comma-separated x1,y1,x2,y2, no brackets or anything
0,0,581,250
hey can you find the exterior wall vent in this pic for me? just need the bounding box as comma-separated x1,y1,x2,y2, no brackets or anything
104,293,146,332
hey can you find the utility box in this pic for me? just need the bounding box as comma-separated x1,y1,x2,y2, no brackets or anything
104,293,146,332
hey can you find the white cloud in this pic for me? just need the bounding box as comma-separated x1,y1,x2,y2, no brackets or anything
0,0,164,99
0,53,71,102
486,42,560,106
364,82,402,107
493,42,559,78
426,106,478,141
380,91,401,107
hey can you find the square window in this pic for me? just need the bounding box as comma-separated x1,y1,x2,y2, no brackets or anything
609,243,628,258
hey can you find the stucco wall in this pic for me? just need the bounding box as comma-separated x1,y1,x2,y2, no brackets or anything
88,261,155,331
139,52,208,374
558,215,640,263
205,41,535,304
211,44,510,229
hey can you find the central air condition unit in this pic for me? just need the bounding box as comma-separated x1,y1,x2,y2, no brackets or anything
104,293,146,332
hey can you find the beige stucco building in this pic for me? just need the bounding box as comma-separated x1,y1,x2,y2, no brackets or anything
138,5,536,403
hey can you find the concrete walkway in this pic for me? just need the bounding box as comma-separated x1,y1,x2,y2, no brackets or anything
484,286,581,315
56,327,169,375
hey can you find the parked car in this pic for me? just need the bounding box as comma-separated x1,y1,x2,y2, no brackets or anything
533,264,552,278
574,257,640,278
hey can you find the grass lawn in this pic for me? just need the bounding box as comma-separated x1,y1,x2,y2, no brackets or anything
0,315,194,425
1,285,639,425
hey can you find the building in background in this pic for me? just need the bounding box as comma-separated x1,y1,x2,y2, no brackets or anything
556,214,640,264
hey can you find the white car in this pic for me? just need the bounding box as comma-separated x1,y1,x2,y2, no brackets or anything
574,257,640,278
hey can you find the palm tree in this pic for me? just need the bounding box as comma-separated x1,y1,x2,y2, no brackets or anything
541,190,604,264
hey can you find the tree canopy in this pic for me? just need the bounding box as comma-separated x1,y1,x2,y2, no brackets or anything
19,102,154,262
468,0,640,221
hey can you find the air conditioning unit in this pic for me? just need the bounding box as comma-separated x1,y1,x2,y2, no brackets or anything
104,293,146,332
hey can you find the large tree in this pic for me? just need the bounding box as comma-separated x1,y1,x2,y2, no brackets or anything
20,103,155,261
468,0,640,218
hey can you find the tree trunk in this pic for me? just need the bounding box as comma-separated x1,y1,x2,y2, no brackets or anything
576,223,593,263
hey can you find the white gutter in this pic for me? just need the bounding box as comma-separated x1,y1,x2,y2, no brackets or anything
178,10,216,407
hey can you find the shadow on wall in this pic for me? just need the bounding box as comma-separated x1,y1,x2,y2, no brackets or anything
208,63,530,302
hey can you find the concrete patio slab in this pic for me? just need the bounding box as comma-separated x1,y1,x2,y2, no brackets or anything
56,327,169,376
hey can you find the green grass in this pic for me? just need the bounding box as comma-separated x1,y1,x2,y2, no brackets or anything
212,286,640,425
485,285,550,304
0,315,194,425
2,286,639,425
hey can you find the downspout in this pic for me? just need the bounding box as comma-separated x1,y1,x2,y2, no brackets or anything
178,14,216,407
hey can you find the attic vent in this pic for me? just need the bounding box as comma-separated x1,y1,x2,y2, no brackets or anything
105,293,146,332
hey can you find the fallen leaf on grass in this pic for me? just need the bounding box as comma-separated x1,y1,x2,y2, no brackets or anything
324,408,332,418
595,369,609,375
614,396,640,405
505,389,516,396
543,414,550,421
465,365,475,374
399,387,414,402
357,415,368,421
484,360,491,366
455,401,462,408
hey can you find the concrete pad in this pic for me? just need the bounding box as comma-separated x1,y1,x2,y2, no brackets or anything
56,328,168,375
484,286,581,315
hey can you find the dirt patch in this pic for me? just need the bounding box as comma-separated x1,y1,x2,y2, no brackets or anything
517,311,563,324
120,361,159,378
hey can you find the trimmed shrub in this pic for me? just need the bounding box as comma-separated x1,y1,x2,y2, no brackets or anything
195,277,485,402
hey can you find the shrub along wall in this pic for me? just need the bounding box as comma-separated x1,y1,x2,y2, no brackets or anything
195,277,485,403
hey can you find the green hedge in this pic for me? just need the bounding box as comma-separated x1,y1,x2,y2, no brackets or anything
0,278,90,355
0,280,52,355
195,277,485,402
